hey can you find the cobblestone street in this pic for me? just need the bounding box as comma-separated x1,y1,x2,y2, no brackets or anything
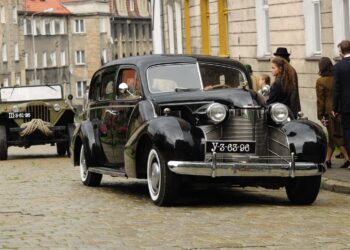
1,146,350,249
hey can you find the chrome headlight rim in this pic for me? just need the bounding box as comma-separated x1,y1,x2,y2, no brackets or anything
206,103,227,124
270,103,289,124
12,105,19,113
53,103,61,112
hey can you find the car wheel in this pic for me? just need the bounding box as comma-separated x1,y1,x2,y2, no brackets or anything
147,146,179,206
79,145,102,186
56,143,68,156
0,126,8,160
286,175,321,205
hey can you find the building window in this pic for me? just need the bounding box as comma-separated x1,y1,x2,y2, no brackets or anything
76,81,87,98
42,52,47,67
130,0,135,11
174,1,183,54
41,19,46,35
14,43,19,61
255,0,271,58
45,19,51,35
61,51,66,66
200,0,210,55
167,4,175,53
3,78,9,87
24,18,32,35
332,0,350,55
75,50,85,64
34,52,38,68
304,0,322,57
32,19,37,36
12,6,17,23
60,20,65,34
100,18,106,33
50,52,56,66
0,6,5,23
25,53,28,68
50,20,56,35
15,75,20,85
74,19,85,33
2,44,7,62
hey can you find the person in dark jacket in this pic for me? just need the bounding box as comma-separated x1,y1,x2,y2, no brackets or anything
273,47,301,117
267,57,297,117
333,40,350,169
316,57,349,169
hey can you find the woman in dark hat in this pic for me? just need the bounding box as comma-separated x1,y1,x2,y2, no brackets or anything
273,47,301,117
316,57,350,169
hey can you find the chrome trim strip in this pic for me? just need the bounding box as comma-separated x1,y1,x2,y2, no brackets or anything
168,160,323,178
147,99,158,118
89,105,136,110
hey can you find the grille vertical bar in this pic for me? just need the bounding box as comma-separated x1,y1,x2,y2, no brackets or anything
24,105,50,123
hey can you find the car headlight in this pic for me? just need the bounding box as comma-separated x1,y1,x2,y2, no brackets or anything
53,103,61,112
12,105,19,113
270,103,289,124
206,103,227,124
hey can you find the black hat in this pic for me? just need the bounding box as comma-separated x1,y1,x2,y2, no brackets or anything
273,47,290,57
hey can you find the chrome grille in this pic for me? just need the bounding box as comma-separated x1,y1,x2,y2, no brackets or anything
24,105,51,123
223,108,267,156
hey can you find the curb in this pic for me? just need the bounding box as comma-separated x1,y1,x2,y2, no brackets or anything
321,177,350,195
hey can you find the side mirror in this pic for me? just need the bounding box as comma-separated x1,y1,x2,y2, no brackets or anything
68,94,73,100
261,85,270,96
118,82,129,94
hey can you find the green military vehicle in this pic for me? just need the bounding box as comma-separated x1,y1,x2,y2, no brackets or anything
0,85,75,160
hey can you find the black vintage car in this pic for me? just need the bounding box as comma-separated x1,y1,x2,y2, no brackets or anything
71,55,327,206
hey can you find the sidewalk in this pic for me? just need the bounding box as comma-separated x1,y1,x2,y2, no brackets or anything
321,157,350,194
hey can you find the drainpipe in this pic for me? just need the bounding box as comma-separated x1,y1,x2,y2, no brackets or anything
151,0,164,54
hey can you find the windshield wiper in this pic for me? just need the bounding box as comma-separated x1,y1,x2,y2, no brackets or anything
46,84,57,91
9,87,15,99
174,87,200,92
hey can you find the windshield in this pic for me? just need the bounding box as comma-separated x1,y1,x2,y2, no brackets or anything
147,63,202,93
0,85,63,102
199,63,247,90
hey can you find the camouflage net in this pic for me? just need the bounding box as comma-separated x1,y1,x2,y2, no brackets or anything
20,119,53,137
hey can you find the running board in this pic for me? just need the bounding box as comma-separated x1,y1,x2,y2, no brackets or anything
88,167,126,177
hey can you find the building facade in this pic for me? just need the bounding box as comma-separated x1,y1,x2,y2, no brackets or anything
0,0,24,87
159,0,350,122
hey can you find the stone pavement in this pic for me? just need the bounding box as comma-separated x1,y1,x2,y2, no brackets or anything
322,157,350,195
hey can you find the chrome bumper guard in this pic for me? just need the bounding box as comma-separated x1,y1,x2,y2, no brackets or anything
168,153,325,178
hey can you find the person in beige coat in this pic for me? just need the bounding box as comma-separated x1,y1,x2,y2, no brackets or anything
316,57,350,169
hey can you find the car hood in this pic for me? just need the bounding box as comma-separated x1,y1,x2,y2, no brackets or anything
150,89,265,108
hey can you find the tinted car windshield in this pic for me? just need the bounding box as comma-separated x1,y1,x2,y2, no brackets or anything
0,85,63,102
147,63,202,93
199,63,247,90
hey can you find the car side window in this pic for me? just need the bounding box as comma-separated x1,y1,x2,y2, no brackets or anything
89,72,101,101
116,68,141,99
100,68,117,101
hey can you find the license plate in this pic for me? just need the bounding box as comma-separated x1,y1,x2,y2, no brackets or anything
206,141,255,153
8,112,31,119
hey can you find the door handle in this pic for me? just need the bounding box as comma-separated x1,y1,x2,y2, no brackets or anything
106,110,118,116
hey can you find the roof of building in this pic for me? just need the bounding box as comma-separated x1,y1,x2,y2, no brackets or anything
23,0,71,15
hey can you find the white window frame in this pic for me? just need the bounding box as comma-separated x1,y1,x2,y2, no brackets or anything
304,0,322,57
0,6,5,23
50,20,56,35
15,75,20,85
60,20,65,34
50,52,56,67
75,50,85,65
32,19,37,36
101,48,107,64
332,0,350,55
61,51,66,66
3,78,9,87
42,52,47,67
2,43,7,62
130,0,135,11
14,43,19,61
12,6,17,23
76,81,87,98
255,0,271,58
174,1,183,54
74,19,85,33
100,18,106,33
167,4,175,54
41,19,46,35
34,52,38,68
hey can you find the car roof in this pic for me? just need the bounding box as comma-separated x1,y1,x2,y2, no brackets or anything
102,54,246,70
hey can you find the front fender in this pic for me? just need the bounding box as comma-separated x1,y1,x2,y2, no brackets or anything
282,120,327,163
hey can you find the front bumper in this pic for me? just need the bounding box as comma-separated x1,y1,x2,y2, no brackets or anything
168,153,325,178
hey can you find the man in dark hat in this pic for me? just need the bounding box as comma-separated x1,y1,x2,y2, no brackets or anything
273,47,301,118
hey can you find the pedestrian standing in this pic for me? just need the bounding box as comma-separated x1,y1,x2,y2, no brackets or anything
316,57,350,169
333,40,350,169
267,57,297,116
273,47,301,117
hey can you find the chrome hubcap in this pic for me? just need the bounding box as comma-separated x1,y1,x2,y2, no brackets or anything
150,162,160,192
147,149,161,200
